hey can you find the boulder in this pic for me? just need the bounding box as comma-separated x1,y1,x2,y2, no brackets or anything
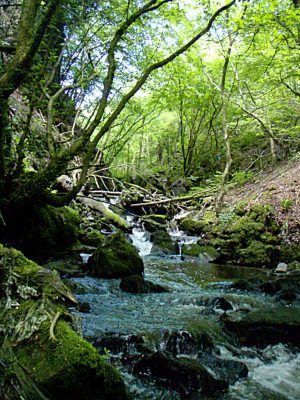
150,230,176,255
195,296,233,312
93,333,144,354
119,274,168,294
133,351,228,397
88,231,144,278
222,306,300,346
142,214,168,233
275,262,288,273
165,331,215,355
197,352,248,385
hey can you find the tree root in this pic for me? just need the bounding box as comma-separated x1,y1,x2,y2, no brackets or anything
49,311,61,341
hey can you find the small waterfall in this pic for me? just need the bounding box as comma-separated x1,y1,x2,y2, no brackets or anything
130,227,153,256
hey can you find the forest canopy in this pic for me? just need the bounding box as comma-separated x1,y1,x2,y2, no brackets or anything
0,0,299,215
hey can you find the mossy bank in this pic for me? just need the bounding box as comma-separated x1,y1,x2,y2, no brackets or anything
0,245,129,400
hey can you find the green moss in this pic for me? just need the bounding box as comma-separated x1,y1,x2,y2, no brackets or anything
234,201,248,216
237,241,275,266
80,229,105,247
180,218,207,234
227,216,265,239
14,320,128,400
36,205,80,248
0,245,128,400
0,244,40,277
143,214,168,223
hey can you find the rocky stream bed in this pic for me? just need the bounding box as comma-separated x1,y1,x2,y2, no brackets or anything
68,229,300,400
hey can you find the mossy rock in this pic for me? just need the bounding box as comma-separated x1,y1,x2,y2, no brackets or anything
280,243,300,263
88,231,144,278
0,205,80,261
179,218,207,235
150,230,175,255
182,244,219,261
79,229,105,247
237,241,275,266
143,214,168,224
120,274,168,294
12,320,129,400
35,205,80,248
234,201,248,216
226,216,265,239
0,245,129,400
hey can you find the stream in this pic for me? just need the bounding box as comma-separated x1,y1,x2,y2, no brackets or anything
70,228,300,400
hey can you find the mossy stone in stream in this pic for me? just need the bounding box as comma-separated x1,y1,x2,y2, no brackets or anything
88,231,144,278
79,229,105,247
120,274,168,294
179,218,207,235
150,229,176,255
142,215,168,232
222,306,300,346
182,244,219,261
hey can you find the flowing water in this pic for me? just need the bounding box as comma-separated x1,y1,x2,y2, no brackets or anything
70,230,300,400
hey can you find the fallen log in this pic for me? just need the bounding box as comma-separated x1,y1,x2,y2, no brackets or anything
130,188,217,208
77,195,129,230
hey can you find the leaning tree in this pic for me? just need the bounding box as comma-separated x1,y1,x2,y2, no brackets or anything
0,0,236,252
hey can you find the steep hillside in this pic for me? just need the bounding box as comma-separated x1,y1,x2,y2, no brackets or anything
225,158,300,244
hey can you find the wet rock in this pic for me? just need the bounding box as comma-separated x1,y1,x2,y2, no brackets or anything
93,333,144,354
222,306,300,346
142,214,168,233
165,331,215,355
133,351,228,398
77,301,91,313
179,218,207,235
119,274,168,294
88,231,144,278
230,277,264,291
200,307,217,315
195,296,233,311
197,352,248,385
150,230,176,255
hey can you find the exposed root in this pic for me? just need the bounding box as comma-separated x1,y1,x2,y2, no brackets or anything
49,311,61,341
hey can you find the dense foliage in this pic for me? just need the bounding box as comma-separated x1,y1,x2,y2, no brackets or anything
0,0,299,215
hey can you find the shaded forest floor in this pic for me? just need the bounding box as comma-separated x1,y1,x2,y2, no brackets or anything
225,157,300,244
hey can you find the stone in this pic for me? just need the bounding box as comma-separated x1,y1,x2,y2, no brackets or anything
93,333,144,354
197,352,248,385
222,306,300,346
165,331,215,355
119,274,168,294
150,230,175,255
88,231,144,278
133,351,228,397
275,262,288,273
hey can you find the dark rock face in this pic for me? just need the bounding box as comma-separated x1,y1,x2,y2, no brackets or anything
222,307,300,346
88,231,144,278
133,351,228,398
119,274,168,294
93,333,144,354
